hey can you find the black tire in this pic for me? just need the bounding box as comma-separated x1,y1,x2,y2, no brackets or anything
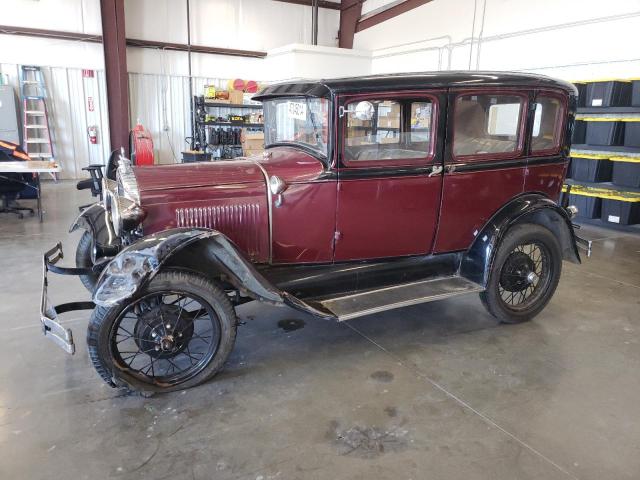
75,232,98,292
87,270,237,393
480,223,562,324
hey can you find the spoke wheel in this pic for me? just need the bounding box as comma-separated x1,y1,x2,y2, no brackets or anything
111,292,221,386
480,223,562,324
88,270,237,393
497,242,551,311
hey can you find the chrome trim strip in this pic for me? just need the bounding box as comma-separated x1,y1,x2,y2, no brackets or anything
250,160,273,263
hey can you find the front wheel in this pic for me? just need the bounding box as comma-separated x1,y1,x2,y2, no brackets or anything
87,270,237,393
480,223,562,324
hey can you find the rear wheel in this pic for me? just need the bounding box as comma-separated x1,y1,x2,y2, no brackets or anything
87,270,237,393
76,231,98,292
480,223,562,324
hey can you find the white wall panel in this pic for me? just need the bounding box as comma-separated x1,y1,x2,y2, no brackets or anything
0,63,110,180
358,0,640,81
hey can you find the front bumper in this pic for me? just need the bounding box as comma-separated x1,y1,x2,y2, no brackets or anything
40,243,95,354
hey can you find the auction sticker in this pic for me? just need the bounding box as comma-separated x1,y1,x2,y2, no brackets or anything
287,101,307,121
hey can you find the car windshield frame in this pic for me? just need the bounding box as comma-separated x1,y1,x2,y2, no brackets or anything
263,96,331,159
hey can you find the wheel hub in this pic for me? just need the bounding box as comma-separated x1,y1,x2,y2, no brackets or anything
500,251,536,292
134,304,194,359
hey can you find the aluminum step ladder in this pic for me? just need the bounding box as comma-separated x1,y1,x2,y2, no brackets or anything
20,66,54,163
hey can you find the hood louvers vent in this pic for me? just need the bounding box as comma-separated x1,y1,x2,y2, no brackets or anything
175,204,262,259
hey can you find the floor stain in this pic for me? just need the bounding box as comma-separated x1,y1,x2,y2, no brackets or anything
384,406,398,418
370,370,394,383
330,424,409,458
277,319,305,332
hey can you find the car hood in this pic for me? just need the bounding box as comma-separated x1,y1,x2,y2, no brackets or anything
133,159,265,192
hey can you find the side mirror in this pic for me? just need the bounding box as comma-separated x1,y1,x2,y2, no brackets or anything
341,101,375,121
353,101,375,121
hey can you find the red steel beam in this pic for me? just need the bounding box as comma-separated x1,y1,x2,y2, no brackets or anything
356,0,434,32
338,0,363,49
100,0,130,156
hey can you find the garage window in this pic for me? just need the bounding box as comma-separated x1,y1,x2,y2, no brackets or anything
453,94,525,158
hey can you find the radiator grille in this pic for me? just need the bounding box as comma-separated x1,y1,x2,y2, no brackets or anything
175,204,262,258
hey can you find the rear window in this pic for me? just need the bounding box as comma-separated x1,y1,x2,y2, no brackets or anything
453,94,524,158
532,95,563,153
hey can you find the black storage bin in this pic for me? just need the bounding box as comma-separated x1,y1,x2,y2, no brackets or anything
570,157,612,182
572,120,586,144
624,122,640,147
575,83,587,108
569,193,601,219
611,160,640,188
601,198,640,225
585,81,632,107
586,121,625,146
632,80,640,107
182,151,212,163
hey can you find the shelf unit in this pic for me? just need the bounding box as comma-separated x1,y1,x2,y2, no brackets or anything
191,95,264,161
567,78,640,227
203,101,262,109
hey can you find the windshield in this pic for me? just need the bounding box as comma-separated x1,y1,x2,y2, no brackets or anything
263,97,330,157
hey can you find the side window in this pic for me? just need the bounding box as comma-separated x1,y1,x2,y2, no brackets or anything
453,94,524,158
532,96,563,153
344,98,434,163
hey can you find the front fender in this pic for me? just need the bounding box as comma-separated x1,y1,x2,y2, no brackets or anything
460,193,581,287
92,228,283,307
69,202,120,261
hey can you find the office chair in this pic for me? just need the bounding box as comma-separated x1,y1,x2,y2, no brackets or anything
0,151,35,218
76,149,119,210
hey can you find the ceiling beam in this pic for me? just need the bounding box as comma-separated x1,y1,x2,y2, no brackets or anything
126,38,266,58
0,25,266,59
273,0,341,9
0,24,101,43
356,0,434,32
338,0,363,49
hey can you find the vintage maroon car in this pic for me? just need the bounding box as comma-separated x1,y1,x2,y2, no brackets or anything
41,72,590,393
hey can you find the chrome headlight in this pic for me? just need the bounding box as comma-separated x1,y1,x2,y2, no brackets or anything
116,157,140,203
103,158,145,236
108,193,146,237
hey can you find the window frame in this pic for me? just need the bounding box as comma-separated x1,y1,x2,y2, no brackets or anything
450,89,529,163
529,90,567,157
340,91,439,169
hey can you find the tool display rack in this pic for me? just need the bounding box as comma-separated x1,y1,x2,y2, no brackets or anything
192,96,263,160
565,78,640,231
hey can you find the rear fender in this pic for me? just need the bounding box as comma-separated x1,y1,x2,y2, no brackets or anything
69,202,120,261
460,193,581,287
92,228,282,307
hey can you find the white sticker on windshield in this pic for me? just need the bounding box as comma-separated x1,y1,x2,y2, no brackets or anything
287,101,307,121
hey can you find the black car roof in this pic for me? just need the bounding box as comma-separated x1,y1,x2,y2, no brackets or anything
253,71,577,100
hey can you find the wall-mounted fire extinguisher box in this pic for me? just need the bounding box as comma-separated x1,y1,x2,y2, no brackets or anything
87,125,98,144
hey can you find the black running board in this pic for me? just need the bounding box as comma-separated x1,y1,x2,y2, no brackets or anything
289,276,484,321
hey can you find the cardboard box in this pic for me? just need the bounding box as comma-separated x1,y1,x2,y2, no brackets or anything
229,90,244,104
241,129,264,150
243,148,264,157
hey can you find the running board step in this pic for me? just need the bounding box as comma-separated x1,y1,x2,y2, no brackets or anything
315,276,483,321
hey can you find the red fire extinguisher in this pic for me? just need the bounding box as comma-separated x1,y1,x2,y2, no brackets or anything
87,126,98,144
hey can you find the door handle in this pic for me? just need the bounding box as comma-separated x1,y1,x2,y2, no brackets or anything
428,165,443,177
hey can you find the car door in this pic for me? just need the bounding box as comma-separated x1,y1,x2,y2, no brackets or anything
333,91,445,261
434,89,530,253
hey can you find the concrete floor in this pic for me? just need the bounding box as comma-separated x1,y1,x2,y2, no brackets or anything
0,181,639,480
